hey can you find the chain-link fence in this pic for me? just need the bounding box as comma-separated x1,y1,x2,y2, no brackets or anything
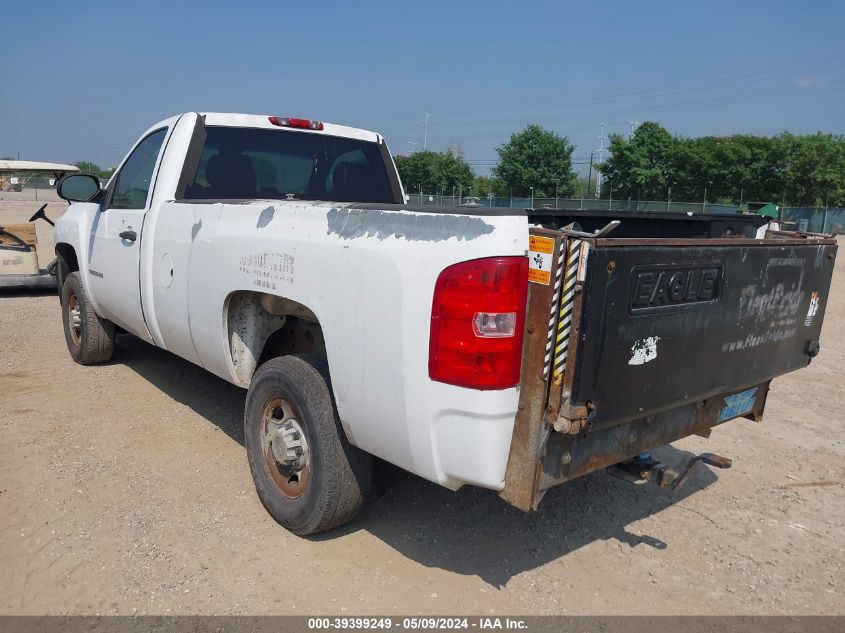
405,193,844,233
406,193,742,215
2,182,841,232
781,207,845,234
0,175,64,202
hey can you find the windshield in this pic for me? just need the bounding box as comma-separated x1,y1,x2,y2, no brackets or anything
180,126,399,204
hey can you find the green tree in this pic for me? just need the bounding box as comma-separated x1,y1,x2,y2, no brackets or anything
493,125,576,197
471,175,507,197
600,124,845,207
74,161,115,181
780,132,845,207
599,122,676,200
438,150,474,195
670,135,786,203
573,176,594,198
394,150,474,194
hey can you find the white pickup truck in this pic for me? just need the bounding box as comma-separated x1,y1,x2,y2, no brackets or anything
54,112,837,535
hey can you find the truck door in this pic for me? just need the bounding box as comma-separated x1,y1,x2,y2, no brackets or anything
86,127,169,341
144,200,220,367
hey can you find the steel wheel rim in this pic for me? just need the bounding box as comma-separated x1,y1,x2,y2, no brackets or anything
260,395,311,499
67,293,81,346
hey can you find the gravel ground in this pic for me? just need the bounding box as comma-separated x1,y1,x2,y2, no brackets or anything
1,199,843,615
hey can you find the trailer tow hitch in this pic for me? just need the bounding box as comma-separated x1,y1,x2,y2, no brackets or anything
607,452,732,492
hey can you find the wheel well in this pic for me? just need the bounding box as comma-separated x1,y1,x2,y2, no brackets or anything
55,243,79,287
225,291,326,386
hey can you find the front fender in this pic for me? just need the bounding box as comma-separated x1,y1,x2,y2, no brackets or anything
54,202,103,314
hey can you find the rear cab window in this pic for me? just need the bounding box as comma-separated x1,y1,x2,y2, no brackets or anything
179,126,401,204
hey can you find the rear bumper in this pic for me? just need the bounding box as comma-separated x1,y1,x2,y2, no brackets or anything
539,381,769,497
502,377,770,511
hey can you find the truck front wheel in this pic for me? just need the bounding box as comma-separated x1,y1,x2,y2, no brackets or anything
60,271,115,365
244,355,372,535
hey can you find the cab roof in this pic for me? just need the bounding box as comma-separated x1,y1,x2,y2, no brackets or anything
199,112,382,144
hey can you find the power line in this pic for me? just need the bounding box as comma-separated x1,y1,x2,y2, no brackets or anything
424,52,844,122
430,81,840,145
410,58,845,131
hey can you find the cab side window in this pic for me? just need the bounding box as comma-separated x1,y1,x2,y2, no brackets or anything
110,128,167,209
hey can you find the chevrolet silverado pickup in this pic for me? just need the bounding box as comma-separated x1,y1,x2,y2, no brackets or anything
53,112,838,535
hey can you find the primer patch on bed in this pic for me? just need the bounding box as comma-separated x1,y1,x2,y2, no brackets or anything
326,207,494,242
256,206,275,228
628,336,660,366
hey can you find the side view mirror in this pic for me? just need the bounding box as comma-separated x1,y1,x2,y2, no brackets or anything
57,174,102,203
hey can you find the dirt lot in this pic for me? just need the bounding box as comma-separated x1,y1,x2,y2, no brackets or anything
1,199,843,615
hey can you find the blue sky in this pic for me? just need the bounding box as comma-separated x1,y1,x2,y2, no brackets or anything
2,0,843,175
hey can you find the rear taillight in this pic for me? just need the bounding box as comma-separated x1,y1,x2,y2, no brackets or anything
429,256,528,390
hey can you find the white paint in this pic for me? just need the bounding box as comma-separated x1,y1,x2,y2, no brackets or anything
629,336,660,365
755,221,780,239
53,112,529,493
84,115,181,343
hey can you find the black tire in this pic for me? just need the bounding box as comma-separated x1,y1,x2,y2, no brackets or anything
244,354,371,535
60,271,115,364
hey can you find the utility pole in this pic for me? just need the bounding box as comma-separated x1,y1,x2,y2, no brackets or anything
595,122,607,199
627,120,639,140
823,192,829,233
421,112,432,151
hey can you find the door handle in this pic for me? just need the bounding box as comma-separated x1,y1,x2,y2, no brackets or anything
119,230,137,242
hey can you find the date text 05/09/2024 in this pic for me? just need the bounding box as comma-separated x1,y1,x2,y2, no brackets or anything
307,617,528,630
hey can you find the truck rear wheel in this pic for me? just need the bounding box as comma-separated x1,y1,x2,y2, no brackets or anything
60,271,115,364
244,355,371,535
